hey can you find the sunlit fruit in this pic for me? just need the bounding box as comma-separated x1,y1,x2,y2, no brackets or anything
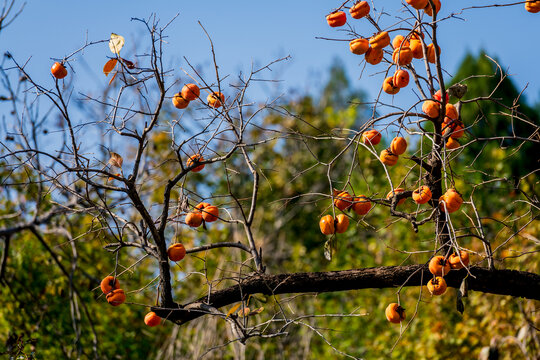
424,0,441,16
429,255,451,276
385,303,406,323
449,251,470,269
349,1,370,18
350,38,370,55
51,62,68,79
185,212,203,227
106,289,126,306
427,276,447,296
187,154,205,172
406,0,429,10
172,93,189,109
369,31,390,50
390,136,407,155
365,47,384,65
380,149,398,166
352,195,371,215
387,188,406,206
100,276,120,294
167,243,186,262
393,70,410,88
207,92,225,108
412,185,432,204
319,215,335,235
144,312,161,327
335,214,349,233
392,46,413,66
334,191,353,211
362,129,382,145
422,100,441,118
196,202,219,222
326,11,347,27
181,83,200,101
383,77,400,95
525,0,540,12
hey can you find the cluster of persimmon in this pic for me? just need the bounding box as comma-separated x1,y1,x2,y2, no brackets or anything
426,250,469,296
361,129,408,167
100,276,126,306
385,250,469,324
319,190,372,235
171,82,225,110
185,201,220,228
422,90,464,149
326,1,442,96
386,186,432,207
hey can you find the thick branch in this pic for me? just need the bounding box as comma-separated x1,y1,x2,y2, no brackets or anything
155,265,540,325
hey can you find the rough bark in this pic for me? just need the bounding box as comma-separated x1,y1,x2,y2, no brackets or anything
153,265,540,325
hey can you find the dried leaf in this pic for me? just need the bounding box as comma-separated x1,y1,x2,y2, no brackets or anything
108,71,117,86
120,57,135,69
456,294,465,315
324,239,332,261
248,307,264,316
109,33,125,54
459,277,468,298
237,307,251,317
108,152,123,168
448,83,467,99
226,303,241,318
103,59,118,76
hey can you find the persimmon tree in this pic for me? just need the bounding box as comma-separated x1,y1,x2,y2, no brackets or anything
1,1,539,359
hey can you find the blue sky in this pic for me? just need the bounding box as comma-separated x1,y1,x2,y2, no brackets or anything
2,1,539,108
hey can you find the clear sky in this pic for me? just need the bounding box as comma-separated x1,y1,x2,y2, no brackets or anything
2,1,539,108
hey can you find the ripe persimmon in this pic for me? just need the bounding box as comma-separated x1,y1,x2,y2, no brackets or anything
429,256,451,276
167,243,186,262
100,276,120,294
319,215,335,235
187,154,205,172
106,289,126,306
51,62,68,79
181,83,200,101
427,276,447,296
144,312,161,327
385,303,406,323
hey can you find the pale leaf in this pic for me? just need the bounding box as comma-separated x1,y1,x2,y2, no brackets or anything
109,33,125,54
103,59,118,76
108,152,123,168
226,303,241,318
237,307,251,317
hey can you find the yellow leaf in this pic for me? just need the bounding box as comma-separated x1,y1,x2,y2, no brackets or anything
108,152,123,168
103,59,118,76
109,33,125,54
226,303,241,318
